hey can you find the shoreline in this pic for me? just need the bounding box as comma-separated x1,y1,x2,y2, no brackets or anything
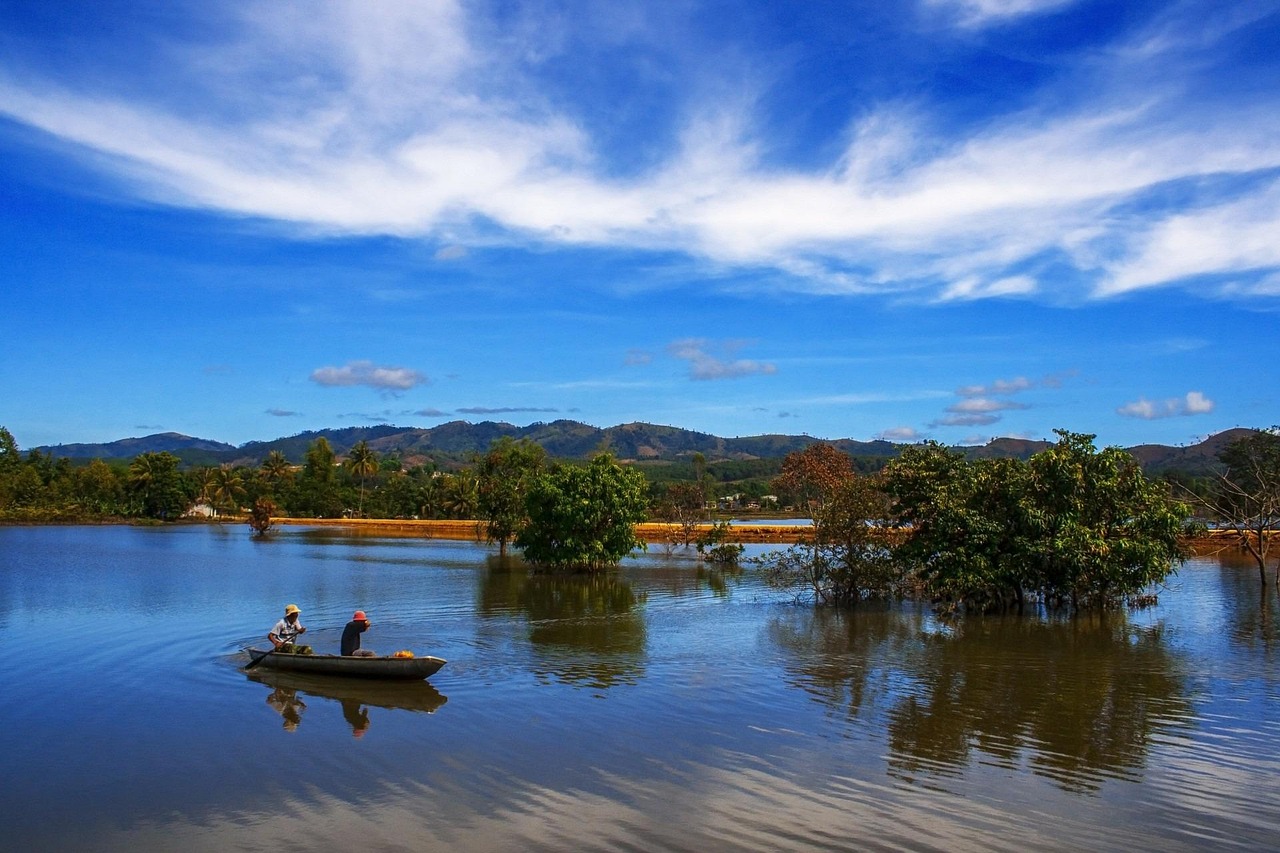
270,517,1245,555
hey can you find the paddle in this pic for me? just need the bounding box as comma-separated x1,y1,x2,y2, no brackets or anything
244,646,279,670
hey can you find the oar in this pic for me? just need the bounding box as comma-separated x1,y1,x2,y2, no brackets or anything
245,646,280,670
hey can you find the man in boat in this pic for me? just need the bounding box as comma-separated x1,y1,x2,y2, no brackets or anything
341,609,377,657
268,603,313,654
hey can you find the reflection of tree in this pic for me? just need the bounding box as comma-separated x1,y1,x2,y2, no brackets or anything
767,607,1192,793
479,561,647,688
1217,552,1280,655
887,616,1191,792
767,606,922,721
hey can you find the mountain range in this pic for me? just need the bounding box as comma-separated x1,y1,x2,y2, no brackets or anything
33,420,1251,477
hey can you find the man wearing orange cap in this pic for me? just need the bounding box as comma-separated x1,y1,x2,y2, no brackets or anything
341,609,376,657
268,604,313,655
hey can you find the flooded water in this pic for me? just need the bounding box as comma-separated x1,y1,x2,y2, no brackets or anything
2,524,1279,851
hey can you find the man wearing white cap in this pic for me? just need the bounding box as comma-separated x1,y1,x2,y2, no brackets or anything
268,604,313,654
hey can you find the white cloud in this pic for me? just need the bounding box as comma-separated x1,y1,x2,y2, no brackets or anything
1100,180,1280,296
924,0,1076,28
667,338,777,381
957,377,1034,397
310,360,427,392
947,396,1028,414
1116,391,1216,420
0,1,1276,303
877,426,923,441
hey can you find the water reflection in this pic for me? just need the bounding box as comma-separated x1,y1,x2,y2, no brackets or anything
248,669,447,737
479,559,647,688
769,608,1192,792
1214,552,1280,656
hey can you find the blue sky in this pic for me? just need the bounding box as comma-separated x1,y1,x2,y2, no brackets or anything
1,0,1277,452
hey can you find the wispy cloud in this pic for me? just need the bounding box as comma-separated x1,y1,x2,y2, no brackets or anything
624,349,653,366
411,408,451,417
924,0,1076,29
1116,391,1215,420
266,408,302,417
668,338,776,381
310,360,427,393
930,372,1067,429
0,2,1275,304
456,406,559,415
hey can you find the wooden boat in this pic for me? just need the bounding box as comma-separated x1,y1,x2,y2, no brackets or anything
244,648,446,680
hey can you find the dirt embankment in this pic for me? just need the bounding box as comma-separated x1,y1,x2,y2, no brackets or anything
273,517,1252,555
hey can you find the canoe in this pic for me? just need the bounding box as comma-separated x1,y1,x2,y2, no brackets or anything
244,648,446,680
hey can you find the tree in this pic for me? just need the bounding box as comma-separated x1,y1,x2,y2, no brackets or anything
247,497,277,537
476,437,546,556
345,440,379,516
1183,427,1280,586
516,454,650,571
441,471,479,519
259,450,293,490
773,443,855,511
127,452,189,519
211,466,246,516
884,431,1188,613
294,438,343,517
760,472,899,605
654,482,708,548
1022,431,1188,609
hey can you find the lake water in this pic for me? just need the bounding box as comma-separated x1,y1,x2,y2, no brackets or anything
2,524,1279,852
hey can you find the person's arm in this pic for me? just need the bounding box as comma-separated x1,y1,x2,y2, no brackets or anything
268,630,282,648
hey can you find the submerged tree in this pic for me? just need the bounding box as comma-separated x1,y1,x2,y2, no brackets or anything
884,431,1188,613
516,454,649,571
761,444,898,605
247,497,277,537
476,437,546,556
1182,427,1280,587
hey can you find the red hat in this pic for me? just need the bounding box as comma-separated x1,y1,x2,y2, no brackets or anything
353,610,368,622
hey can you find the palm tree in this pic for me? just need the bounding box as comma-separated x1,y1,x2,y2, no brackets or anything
192,467,217,510
346,440,379,516
211,466,245,516
259,450,293,493
442,472,479,519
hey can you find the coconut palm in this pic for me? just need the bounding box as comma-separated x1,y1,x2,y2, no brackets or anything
346,440,379,515
259,450,293,492
211,466,245,516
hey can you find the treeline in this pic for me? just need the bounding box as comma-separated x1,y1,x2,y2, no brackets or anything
0,429,479,523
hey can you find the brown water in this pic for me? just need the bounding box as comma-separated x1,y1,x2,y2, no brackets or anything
1,524,1278,851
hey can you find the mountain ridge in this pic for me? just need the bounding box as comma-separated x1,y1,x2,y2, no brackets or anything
32,420,1246,476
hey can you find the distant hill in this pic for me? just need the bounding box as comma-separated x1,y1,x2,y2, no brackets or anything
36,432,237,461
33,421,1250,476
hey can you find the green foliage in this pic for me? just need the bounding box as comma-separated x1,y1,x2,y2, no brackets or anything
476,437,546,555
884,431,1188,613
345,440,379,514
127,452,191,519
516,454,649,571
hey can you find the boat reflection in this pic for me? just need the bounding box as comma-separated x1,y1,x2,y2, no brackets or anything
248,669,447,737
